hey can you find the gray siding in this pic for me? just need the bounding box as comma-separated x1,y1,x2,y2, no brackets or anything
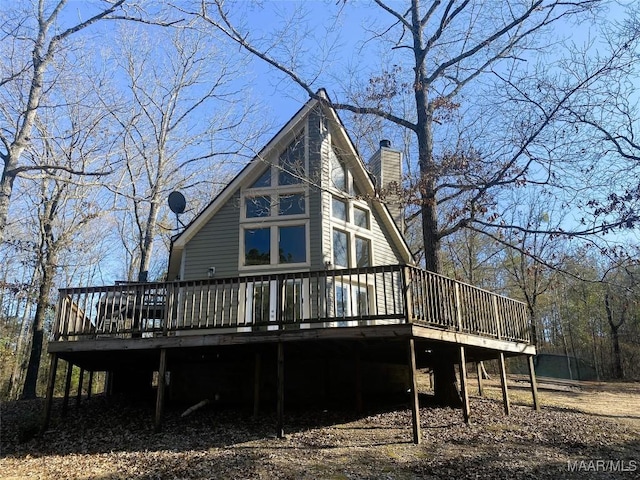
307,107,328,270
183,191,241,279
369,203,404,265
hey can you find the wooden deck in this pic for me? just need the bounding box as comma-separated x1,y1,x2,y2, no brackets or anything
43,265,539,443
50,264,534,352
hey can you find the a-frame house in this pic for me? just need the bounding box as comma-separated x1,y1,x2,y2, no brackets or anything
45,92,538,443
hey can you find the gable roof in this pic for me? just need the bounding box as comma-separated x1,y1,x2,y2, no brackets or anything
168,91,413,278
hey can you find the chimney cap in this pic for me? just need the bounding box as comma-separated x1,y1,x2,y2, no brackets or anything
380,139,391,148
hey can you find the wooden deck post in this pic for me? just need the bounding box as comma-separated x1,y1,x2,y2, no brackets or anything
76,368,85,407
276,342,285,439
476,362,484,397
154,348,167,433
253,351,261,417
355,347,363,413
527,355,540,411
41,353,59,434
498,352,510,415
87,370,94,399
61,361,74,418
407,338,422,444
459,346,470,423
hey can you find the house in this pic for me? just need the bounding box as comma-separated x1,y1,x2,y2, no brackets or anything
43,92,539,444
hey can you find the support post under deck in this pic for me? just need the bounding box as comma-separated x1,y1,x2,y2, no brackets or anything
76,368,85,407
154,348,167,433
476,362,484,397
276,342,285,439
498,352,510,415
61,361,74,417
459,346,470,423
527,355,540,411
407,338,422,444
41,353,59,434
253,351,261,417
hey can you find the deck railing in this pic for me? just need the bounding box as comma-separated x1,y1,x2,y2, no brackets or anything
52,265,531,344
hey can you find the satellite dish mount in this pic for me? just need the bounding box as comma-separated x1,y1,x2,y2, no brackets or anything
168,191,187,231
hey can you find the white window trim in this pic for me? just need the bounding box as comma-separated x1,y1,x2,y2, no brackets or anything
240,220,311,271
330,226,374,269
241,189,309,222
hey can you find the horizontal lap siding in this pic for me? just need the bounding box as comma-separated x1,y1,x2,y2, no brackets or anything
370,205,403,265
183,191,240,280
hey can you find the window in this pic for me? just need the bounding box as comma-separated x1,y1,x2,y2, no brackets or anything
279,225,306,263
330,146,346,191
244,228,270,265
355,236,371,267
246,195,271,218
279,193,305,216
279,134,305,185
335,282,370,317
353,206,369,229
333,229,348,267
332,197,347,221
251,169,271,188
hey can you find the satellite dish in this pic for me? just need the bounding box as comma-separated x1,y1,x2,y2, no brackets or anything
168,191,186,214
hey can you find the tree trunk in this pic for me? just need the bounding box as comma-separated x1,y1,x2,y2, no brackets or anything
432,352,462,407
604,293,625,380
20,265,54,399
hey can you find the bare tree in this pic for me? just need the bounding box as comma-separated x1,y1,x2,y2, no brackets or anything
103,25,251,281
0,1,141,246
186,0,638,406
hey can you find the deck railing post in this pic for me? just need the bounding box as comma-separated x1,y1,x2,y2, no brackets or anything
493,297,502,340
454,283,463,332
402,266,413,324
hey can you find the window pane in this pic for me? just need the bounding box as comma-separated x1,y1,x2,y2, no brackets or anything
355,287,369,316
246,196,271,218
250,168,271,188
279,134,305,185
279,225,306,263
252,282,270,324
333,230,348,267
279,193,305,216
330,147,346,191
335,284,348,318
245,228,271,265
284,280,302,321
355,236,370,268
332,197,347,221
353,206,369,229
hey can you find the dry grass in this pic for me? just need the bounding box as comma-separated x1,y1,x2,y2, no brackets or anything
1,375,639,479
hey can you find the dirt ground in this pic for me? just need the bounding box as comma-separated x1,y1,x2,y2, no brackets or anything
1,376,639,479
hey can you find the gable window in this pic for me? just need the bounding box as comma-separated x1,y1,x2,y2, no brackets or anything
355,236,371,268
279,225,306,263
251,168,271,188
246,195,271,218
330,146,346,191
245,228,271,265
279,133,305,185
332,197,347,221
279,193,305,216
333,229,349,267
240,129,309,270
353,206,369,229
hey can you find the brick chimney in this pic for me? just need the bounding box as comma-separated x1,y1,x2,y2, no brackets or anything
369,140,404,233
